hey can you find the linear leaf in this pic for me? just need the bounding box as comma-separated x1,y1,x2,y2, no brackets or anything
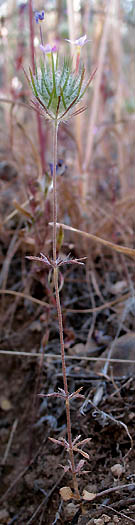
61,88,67,110
29,67,38,97
51,52,57,97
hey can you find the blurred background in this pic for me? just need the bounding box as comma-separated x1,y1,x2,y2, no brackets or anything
0,0,135,273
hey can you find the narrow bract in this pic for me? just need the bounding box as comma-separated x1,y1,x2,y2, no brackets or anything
29,53,94,122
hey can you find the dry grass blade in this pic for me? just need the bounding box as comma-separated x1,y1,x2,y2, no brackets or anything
13,201,33,220
0,288,131,314
3,199,30,225
0,349,135,366
2,419,18,466
83,1,114,183
0,236,21,292
50,222,135,258
0,289,51,309
0,289,131,314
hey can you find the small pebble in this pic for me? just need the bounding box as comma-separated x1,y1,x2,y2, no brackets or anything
0,397,12,411
64,502,79,519
94,517,111,525
111,463,123,478
30,321,41,332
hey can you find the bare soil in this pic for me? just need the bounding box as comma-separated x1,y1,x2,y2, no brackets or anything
0,257,135,525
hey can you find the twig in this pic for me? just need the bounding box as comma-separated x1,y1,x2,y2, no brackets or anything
1,349,135,366
110,377,133,398
2,419,18,466
102,503,135,524
0,236,21,289
95,482,135,499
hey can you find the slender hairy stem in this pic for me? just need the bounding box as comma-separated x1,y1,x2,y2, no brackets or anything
54,270,79,498
40,25,44,47
52,121,80,499
52,122,58,263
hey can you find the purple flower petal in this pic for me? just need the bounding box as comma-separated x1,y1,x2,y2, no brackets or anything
40,43,57,54
65,34,90,47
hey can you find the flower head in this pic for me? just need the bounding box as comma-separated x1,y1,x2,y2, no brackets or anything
49,160,67,177
65,35,90,73
34,10,44,24
65,34,89,48
40,43,57,54
29,49,96,123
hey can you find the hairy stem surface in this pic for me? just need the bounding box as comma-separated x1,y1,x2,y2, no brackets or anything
52,121,58,263
52,121,80,499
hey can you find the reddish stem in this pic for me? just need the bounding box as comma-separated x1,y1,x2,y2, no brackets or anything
75,52,80,74
52,121,80,500
28,0,35,73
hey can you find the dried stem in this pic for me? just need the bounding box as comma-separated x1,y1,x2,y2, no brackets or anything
28,0,35,74
66,0,83,193
28,0,45,174
83,1,114,194
52,121,80,499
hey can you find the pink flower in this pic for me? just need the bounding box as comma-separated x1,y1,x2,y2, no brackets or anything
65,35,90,73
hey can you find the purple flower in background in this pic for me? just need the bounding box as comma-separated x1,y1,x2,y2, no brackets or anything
19,3,27,13
34,10,45,24
65,34,90,73
40,43,57,54
49,160,67,177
